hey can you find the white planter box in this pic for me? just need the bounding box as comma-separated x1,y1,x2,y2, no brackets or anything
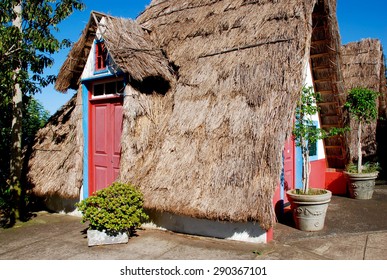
87,229,128,246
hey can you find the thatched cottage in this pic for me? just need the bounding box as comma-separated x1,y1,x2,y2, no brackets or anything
341,39,387,173
28,0,357,242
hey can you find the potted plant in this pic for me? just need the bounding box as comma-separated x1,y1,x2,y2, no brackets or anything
76,182,149,246
343,87,380,199
286,86,338,231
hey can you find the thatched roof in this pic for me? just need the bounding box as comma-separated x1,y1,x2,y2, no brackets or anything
341,39,387,161
342,39,387,117
55,11,173,93
26,90,83,200
116,0,343,229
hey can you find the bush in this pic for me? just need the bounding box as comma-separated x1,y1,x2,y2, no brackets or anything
346,162,380,174
76,182,149,235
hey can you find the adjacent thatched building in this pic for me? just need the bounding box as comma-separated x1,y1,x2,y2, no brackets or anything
341,39,387,164
26,92,83,212
28,0,351,242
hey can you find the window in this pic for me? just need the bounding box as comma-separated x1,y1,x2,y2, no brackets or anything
308,125,317,157
93,80,125,97
95,41,107,71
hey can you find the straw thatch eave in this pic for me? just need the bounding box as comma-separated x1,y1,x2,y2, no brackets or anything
116,0,345,230
341,38,387,162
55,11,173,93
342,39,387,114
102,17,174,83
55,12,101,92
26,90,83,200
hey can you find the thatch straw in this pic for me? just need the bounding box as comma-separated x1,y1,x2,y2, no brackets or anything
55,12,173,93
55,15,94,92
102,17,174,82
26,90,83,200
341,39,387,162
116,0,342,230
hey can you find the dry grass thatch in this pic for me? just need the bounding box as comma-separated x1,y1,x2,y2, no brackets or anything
55,12,173,93
115,0,342,229
102,17,174,82
341,39,387,162
26,90,83,200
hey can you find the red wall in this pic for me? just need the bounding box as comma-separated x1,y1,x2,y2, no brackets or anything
310,159,347,194
325,169,347,195
309,158,326,189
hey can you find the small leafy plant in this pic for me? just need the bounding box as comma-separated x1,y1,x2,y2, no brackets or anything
344,87,380,173
76,182,149,236
345,162,380,174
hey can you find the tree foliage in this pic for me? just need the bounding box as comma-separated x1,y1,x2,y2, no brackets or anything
0,0,85,96
344,87,380,173
344,87,379,124
1,96,49,226
0,0,85,224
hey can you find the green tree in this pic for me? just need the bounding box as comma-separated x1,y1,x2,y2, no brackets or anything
344,87,380,173
293,86,345,194
1,96,50,227
0,0,85,221
22,96,50,147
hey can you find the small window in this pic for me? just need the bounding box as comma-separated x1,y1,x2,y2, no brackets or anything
93,80,125,97
95,41,107,71
105,81,116,95
308,125,317,157
93,83,104,96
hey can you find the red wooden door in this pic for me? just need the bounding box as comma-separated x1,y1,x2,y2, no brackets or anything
90,97,123,193
283,137,295,203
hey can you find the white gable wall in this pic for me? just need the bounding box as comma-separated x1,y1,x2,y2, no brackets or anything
304,62,326,161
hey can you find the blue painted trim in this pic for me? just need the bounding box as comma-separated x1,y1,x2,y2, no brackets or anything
309,120,319,162
280,152,285,200
295,120,320,189
295,146,302,189
81,73,115,83
93,69,109,75
80,71,124,83
82,83,89,199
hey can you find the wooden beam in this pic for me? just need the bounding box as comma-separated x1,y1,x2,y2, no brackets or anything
312,65,331,70
317,102,338,105
314,78,331,83
311,39,330,45
310,52,330,59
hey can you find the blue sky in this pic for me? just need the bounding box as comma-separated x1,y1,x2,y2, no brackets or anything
36,0,387,114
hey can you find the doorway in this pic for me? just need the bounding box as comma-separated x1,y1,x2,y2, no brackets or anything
89,95,123,194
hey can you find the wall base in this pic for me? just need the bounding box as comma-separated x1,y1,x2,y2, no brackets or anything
40,194,79,213
325,169,347,195
143,210,269,243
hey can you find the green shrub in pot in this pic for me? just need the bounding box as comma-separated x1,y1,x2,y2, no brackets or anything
76,182,149,236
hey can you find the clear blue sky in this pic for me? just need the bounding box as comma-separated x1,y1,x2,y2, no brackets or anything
36,0,387,114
